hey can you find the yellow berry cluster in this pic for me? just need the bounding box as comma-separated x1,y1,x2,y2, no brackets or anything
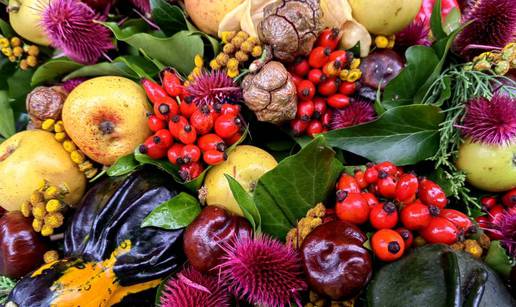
43,250,59,264
450,233,491,259
211,31,263,78
306,290,355,307
0,35,40,70
21,180,68,236
286,203,326,249
374,35,395,49
185,54,205,86
42,118,98,179
338,58,362,82
465,42,516,75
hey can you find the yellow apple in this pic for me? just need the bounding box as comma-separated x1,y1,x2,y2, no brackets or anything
62,76,151,166
185,0,245,36
348,0,423,35
8,0,51,46
204,145,278,216
457,138,516,192
0,130,86,211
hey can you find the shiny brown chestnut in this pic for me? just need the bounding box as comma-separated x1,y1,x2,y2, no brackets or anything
0,211,47,278
359,49,404,90
183,206,252,273
301,220,372,300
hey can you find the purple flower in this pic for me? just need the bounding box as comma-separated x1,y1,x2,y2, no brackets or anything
330,98,376,130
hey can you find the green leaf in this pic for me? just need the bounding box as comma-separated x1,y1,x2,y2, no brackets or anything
0,275,16,304
107,154,140,176
102,22,204,75
382,46,439,108
253,136,343,239
0,19,14,37
134,148,181,179
32,58,83,86
142,192,201,229
0,91,15,138
0,58,16,90
484,240,513,278
323,105,445,165
8,69,34,114
430,0,447,41
444,7,461,34
150,0,188,36
64,61,136,80
225,174,261,232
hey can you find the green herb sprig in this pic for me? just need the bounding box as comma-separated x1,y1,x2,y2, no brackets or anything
0,276,15,304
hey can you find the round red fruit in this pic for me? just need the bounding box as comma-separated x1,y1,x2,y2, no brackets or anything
297,80,316,101
162,69,183,97
336,192,370,225
306,120,323,137
364,163,379,184
400,200,433,230
190,105,214,135
321,110,332,128
225,132,242,145
337,173,361,193
291,74,303,87
370,202,399,230
328,50,347,64
316,28,340,50
490,205,505,220
153,129,173,149
362,192,379,208
396,228,413,248
154,98,179,120
502,188,516,208
439,209,473,232
179,97,197,118
181,144,201,163
339,81,356,95
395,173,419,203
377,172,397,198
419,178,448,209
139,139,166,160
293,58,310,77
179,162,204,181
421,217,458,245
308,69,326,85
178,124,197,144
375,161,398,176
354,169,368,189
312,97,327,119
308,47,331,68
480,196,497,210
203,150,227,165
220,103,241,116
214,115,241,139
297,100,315,121
141,79,168,104
169,115,188,139
371,229,405,262
291,118,309,136
198,133,225,152
147,114,166,132
318,77,339,96
327,94,350,109
167,143,185,165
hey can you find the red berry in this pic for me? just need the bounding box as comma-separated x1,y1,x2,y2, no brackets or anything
370,202,399,230
490,205,505,220
419,178,448,209
312,97,327,119
421,217,458,245
308,69,326,85
321,110,333,128
291,74,303,87
362,192,380,208
162,69,183,97
306,120,323,137
337,173,361,193
169,115,188,139
296,100,315,121
291,118,309,136
141,79,168,104
167,143,184,165
179,97,197,118
480,196,497,210
214,115,241,139
439,209,473,232
400,200,432,230
316,28,340,50
371,229,405,262
153,98,179,121
178,124,197,144
153,129,173,149
364,163,379,184
339,81,356,95
308,47,331,68
354,169,368,189
336,192,370,225
377,172,397,198
322,61,341,77
297,80,316,101
179,162,204,181
225,132,242,146
327,94,350,109
396,228,413,248
147,114,166,132
209,103,222,122
293,58,310,77
395,173,419,203
139,138,166,160
203,149,227,165
502,188,516,208
190,105,214,135
475,216,490,228
375,161,399,177
220,103,241,116
198,133,225,152
181,144,201,163
328,50,348,64
318,77,339,96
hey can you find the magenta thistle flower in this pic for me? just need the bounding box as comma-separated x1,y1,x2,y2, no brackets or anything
62,77,88,92
460,93,516,145
41,0,113,64
486,208,516,257
396,18,431,48
453,0,516,59
160,266,231,307
186,70,242,106
329,98,376,130
217,235,307,307
130,0,151,15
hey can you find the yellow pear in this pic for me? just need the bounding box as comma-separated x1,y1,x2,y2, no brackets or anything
185,0,245,36
0,130,86,211
204,145,278,216
8,0,51,46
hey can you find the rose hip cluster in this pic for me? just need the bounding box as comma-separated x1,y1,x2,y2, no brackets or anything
141,70,243,181
477,188,516,240
334,161,473,262
289,28,359,137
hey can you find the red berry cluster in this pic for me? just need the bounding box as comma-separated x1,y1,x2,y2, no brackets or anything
141,69,244,181
289,28,358,137
476,188,516,240
334,161,473,262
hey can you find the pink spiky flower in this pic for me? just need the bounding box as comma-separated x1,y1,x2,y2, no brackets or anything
396,18,431,49
329,98,376,130
130,0,151,15
460,93,516,145
41,0,113,64
160,266,231,307
486,208,516,257
186,70,242,106
216,235,307,307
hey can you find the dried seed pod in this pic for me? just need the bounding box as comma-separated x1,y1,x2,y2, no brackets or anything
26,86,67,129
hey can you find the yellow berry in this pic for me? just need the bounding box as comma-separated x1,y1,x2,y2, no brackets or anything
251,45,263,58
19,59,29,70
62,140,76,152
235,50,249,62
230,36,244,49
192,66,202,76
387,39,395,49
210,59,221,70
236,31,249,40
30,190,44,204
12,46,23,57
27,55,38,67
339,69,350,80
220,31,236,44
10,37,21,47
240,41,254,53
227,69,239,78
223,43,235,54
44,186,60,200
32,219,43,232
350,58,361,69
38,179,49,191
227,58,239,70
44,250,59,264
44,212,64,228
32,202,47,219
84,168,98,179
194,54,204,68
70,150,85,164
247,37,260,45
0,37,9,48
27,45,39,56
216,52,229,66
46,199,63,213
78,161,93,172
41,119,56,131
41,225,54,237
375,35,389,48
8,56,16,62
21,201,32,217
54,132,67,142
54,120,65,133
347,69,362,82
2,47,12,57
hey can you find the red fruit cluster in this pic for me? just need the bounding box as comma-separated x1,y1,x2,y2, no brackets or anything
476,188,516,240
141,69,244,181
289,28,358,137
334,161,472,262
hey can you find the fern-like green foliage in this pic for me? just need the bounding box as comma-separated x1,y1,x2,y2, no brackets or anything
0,276,15,304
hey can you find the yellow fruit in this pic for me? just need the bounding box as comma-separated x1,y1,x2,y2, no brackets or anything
457,138,516,192
0,130,86,211
62,76,151,165
204,145,278,216
8,0,51,46
185,0,245,36
348,0,422,35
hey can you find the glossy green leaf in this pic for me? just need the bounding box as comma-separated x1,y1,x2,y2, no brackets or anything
253,136,343,239
134,148,181,179
0,58,16,89
225,175,261,232
102,22,204,75
430,0,447,40
8,69,34,114
444,7,461,34
107,154,140,176
142,192,201,229
484,240,513,279
150,0,188,36
31,58,83,86
323,105,444,165
0,19,14,37
0,91,15,139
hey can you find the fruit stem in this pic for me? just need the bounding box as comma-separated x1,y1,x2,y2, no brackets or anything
6,0,20,13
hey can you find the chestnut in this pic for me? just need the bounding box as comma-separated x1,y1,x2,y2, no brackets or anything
301,220,372,300
0,211,47,278
359,49,404,90
183,206,252,273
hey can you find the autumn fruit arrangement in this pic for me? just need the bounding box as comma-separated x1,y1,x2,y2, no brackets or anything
0,0,515,306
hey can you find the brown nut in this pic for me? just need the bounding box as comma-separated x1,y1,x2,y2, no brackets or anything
242,61,297,124
26,86,67,128
258,0,322,62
